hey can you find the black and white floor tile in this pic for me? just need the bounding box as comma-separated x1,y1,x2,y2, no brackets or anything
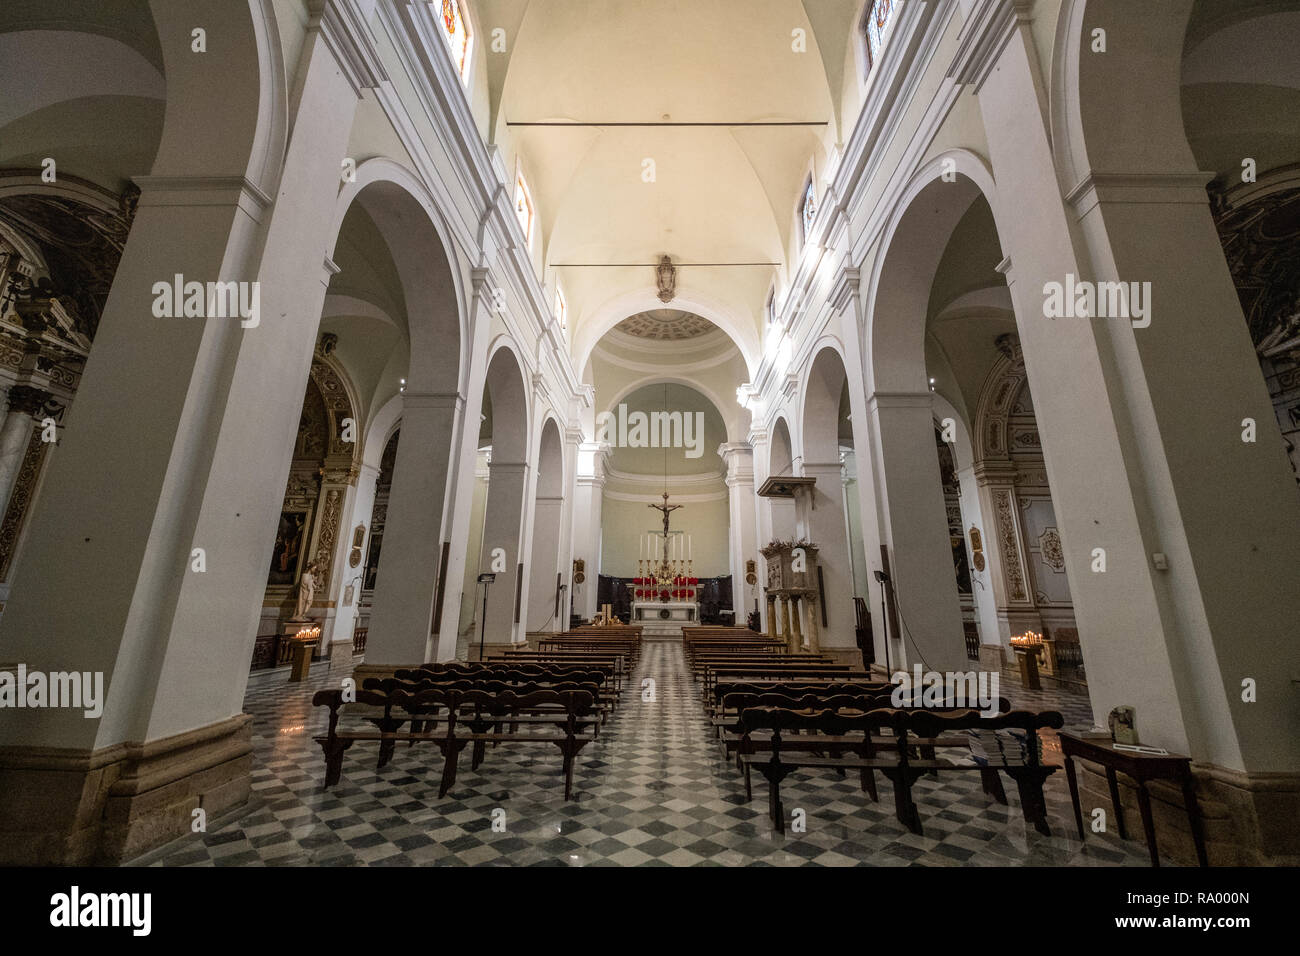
136,642,1151,867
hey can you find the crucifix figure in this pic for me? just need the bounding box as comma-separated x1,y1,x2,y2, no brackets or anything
649,491,683,536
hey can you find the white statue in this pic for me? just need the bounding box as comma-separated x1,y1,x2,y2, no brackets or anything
295,563,318,620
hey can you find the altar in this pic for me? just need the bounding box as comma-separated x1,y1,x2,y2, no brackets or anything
631,600,698,638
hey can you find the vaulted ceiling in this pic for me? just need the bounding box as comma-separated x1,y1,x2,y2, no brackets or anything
477,0,860,367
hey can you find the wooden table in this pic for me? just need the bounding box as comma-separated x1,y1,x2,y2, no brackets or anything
1058,730,1207,867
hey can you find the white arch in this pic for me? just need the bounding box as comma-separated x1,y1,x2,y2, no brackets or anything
531,408,567,492
573,286,761,379
862,148,1000,393
796,335,851,460
331,156,470,393
483,335,533,462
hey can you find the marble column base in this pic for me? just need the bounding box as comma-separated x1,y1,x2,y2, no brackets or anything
0,714,252,865
1073,759,1300,866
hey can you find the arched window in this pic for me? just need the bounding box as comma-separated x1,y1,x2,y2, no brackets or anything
800,177,817,242
861,0,894,76
514,165,534,243
439,0,474,81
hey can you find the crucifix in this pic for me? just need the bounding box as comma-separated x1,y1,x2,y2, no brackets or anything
649,491,683,536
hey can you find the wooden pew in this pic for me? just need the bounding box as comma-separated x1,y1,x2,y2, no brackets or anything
738,705,1063,835
312,683,600,800
701,663,870,702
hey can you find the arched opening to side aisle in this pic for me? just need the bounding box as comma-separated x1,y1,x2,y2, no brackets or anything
797,346,870,660
336,176,465,671
866,170,989,673
467,345,530,655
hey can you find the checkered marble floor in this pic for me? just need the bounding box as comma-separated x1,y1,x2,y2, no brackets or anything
135,643,1152,867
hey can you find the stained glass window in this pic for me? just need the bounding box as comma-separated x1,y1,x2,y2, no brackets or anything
862,0,894,75
801,178,817,241
439,0,473,80
514,168,534,243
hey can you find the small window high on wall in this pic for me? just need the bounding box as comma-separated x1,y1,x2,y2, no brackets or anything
554,285,567,330
439,0,473,81
861,0,894,76
800,177,816,243
514,167,534,244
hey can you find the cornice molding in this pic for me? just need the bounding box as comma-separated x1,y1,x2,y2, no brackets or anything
602,488,729,504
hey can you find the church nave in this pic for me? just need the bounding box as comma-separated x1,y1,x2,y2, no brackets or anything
137,643,1146,868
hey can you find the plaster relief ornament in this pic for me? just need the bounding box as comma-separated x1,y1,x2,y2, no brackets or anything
656,255,676,303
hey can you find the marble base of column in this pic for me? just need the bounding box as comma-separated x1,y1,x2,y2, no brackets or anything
0,714,252,865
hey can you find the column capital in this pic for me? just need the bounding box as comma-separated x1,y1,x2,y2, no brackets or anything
1065,170,1217,220
717,441,754,477
307,0,389,97
132,175,272,220
402,390,464,413
6,384,51,417
867,391,934,413
829,266,861,313
946,0,1033,92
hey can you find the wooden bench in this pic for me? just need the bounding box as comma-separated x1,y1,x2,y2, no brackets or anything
312,684,600,799
403,661,621,702
719,690,1011,792
738,705,1064,835
387,667,618,721
701,663,870,702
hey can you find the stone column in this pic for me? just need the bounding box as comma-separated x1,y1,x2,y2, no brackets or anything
0,385,46,513
749,426,772,632
789,593,803,651
782,596,795,652
797,461,857,652
526,493,564,633
866,393,969,673
831,268,889,660
363,392,461,667
431,277,494,659
765,592,778,640
479,460,529,650
454,449,492,658
329,460,379,662
952,0,1300,859
571,441,609,622
803,592,821,654
719,442,756,623
556,424,583,628
0,0,385,863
